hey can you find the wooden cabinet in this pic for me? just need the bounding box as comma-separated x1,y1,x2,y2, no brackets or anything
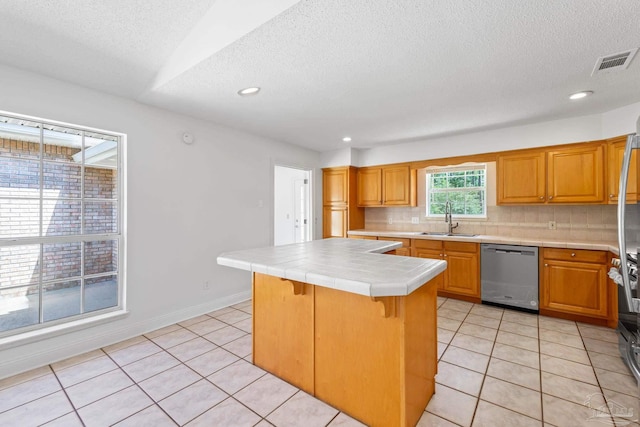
497,142,605,205
607,135,637,204
377,237,411,256
497,151,546,204
323,206,347,238
357,165,416,207
322,167,364,238
356,168,382,206
540,248,610,322
412,239,479,301
547,143,605,203
348,235,378,240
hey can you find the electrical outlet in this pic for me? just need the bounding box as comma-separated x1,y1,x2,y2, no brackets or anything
411,217,420,224
387,218,393,225
548,221,557,230
203,281,210,291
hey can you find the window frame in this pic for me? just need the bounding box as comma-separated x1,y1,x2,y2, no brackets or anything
425,164,487,219
0,111,125,340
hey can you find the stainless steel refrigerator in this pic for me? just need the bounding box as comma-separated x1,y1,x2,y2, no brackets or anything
613,116,640,394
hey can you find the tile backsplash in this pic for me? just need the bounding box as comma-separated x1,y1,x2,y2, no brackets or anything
365,205,621,242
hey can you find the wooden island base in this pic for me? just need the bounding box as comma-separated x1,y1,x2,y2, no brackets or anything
252,272,439,427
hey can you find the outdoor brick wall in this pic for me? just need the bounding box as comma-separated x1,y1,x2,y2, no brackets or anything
0,137,117,296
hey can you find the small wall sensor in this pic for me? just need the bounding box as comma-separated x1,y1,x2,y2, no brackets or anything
182,132,194,144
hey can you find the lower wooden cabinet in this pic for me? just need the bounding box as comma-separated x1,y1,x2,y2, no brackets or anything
323,206,347,238
412,240,479,301
378,237,411,256
540,248,611,324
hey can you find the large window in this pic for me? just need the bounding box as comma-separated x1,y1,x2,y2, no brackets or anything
426,165,486,217
0,114,122,336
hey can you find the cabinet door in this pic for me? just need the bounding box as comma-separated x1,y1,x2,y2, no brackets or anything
413,248,444,290
547,144,605,203
443,250,479,297
357,168,382,206
323,168,348,205
607,137,637,204
541,260,608,318
382,166,411,206
323,206,347,238
497,152,546,204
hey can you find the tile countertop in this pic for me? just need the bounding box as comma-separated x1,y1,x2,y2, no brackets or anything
217,238,447,297
348,230,621,252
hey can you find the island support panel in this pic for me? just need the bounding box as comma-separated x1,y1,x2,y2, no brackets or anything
252,272,439,427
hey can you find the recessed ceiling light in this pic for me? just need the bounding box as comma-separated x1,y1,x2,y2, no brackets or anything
238,87,260,96
569,91,593,100
342,136,352,143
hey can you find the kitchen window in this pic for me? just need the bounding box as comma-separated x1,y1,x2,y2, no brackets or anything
0,113,123,337
426,164,486,217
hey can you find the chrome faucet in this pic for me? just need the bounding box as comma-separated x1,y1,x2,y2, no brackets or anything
444,201,459,235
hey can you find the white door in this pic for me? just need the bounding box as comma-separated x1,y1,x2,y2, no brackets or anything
294,178,310,243
274,166,312,245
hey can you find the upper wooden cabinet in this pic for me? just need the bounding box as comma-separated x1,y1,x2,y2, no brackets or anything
607,135,637,204
323,168,349,205
322,167,364,238
547,143,605,203
497,142,606,205
497,151,546,204
357,165,416,207
356,168,382,206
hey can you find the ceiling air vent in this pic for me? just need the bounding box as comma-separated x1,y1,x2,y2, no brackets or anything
592,48,638,75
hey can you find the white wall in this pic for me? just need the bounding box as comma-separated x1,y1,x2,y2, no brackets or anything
351,102,640,167
274,166,308,245
0,64,320,379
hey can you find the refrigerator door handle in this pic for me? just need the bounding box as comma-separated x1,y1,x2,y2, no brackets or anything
618,134,640,313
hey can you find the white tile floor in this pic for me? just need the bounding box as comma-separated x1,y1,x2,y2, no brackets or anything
0,297,638,427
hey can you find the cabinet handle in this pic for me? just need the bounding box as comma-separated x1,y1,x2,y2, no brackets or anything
571,252,576,257
439,253,443,257
544,263,548,267
548,196,553,200
443,254,447,257
609,194,614,199
539,196,544,200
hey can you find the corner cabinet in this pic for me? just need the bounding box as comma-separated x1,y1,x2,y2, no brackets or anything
357,165,416,207
412,240,479,301
540,248,614,326
322,167,364,238
497,142,606,205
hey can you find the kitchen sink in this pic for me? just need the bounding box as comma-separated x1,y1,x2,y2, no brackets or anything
420,232,478,237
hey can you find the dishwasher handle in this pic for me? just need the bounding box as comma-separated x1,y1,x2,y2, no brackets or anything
482,245,537,256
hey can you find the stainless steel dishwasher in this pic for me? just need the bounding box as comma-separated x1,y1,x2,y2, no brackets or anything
481,243,539,312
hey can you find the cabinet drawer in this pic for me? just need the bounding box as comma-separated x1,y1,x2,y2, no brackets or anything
543,248,607,263
378,237,411,247
444,241,478,253
412,239,442,250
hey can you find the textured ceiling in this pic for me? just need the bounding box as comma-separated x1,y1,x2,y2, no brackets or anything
1,0,639,152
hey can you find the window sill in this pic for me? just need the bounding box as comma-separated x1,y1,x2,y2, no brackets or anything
0,310,129,351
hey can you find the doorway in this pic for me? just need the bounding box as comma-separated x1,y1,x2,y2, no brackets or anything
274,165,312,245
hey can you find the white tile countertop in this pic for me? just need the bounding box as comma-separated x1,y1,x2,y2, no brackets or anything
348,230,620,252
217,238,447,297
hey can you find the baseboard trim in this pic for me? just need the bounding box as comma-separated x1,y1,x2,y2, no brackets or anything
0,290,251,380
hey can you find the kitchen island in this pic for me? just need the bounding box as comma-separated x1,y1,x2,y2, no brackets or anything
217,238,447,427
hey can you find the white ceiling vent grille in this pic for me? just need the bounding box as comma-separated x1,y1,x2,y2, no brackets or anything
592,48,638,75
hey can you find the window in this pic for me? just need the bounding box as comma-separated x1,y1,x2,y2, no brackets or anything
426,164,486,217
0,113,123,336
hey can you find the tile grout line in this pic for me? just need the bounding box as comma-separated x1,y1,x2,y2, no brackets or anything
49,362,87,427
